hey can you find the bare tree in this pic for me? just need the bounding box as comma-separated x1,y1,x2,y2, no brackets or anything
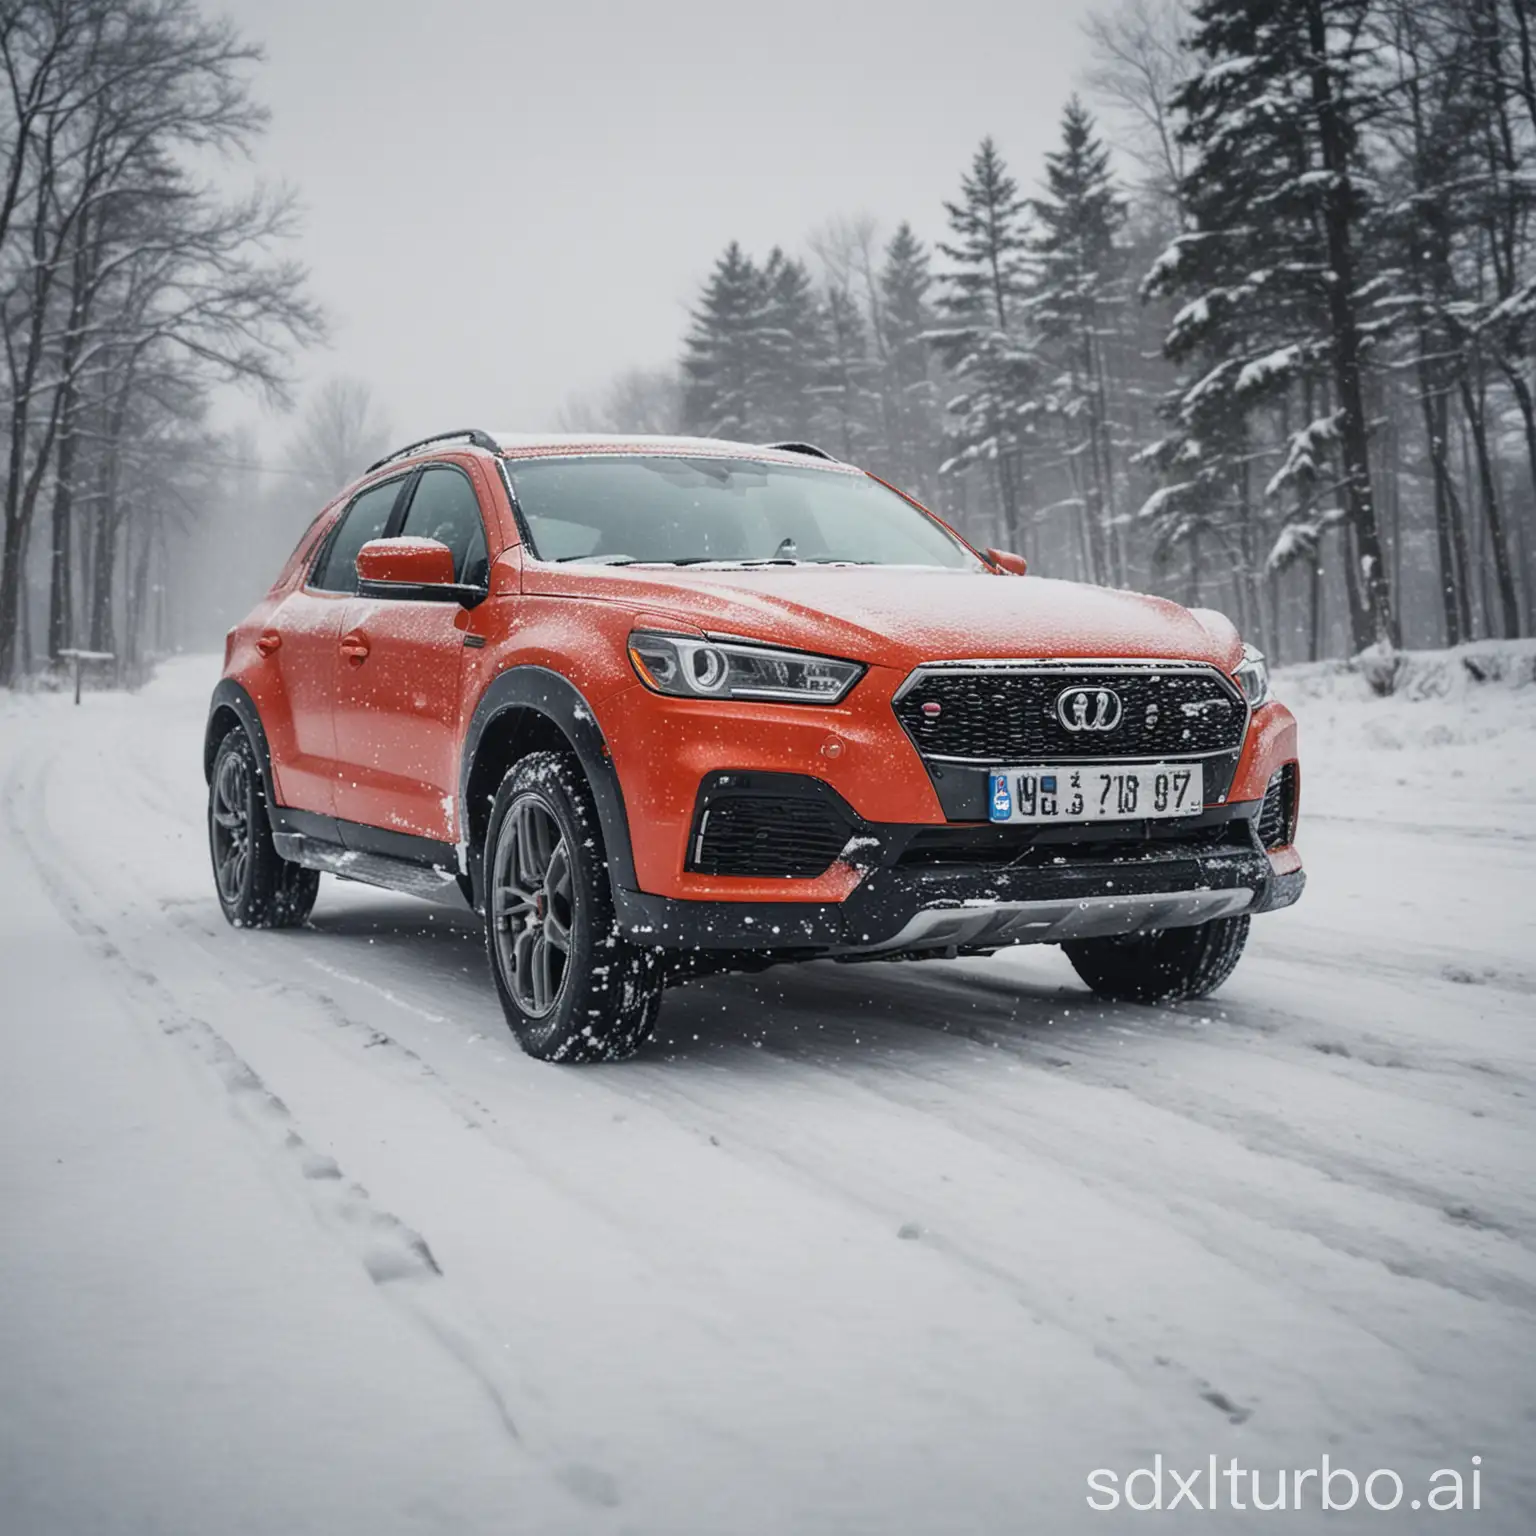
557,366,683,435
0,0,321,682
285,376,391,505
1082,0,1192,214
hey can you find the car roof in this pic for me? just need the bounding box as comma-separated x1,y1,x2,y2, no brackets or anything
491,432,855,467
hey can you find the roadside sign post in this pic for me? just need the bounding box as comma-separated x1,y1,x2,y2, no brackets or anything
57,648,115,704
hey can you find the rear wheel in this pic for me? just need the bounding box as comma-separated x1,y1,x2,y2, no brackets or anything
483,751,662,1063
1063,915,1250,1004
208,727,319,929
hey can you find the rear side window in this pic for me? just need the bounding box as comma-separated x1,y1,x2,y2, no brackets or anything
399,466,490,585
311,480,404,592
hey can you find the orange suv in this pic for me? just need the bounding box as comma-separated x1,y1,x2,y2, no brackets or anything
206,430,1303,1062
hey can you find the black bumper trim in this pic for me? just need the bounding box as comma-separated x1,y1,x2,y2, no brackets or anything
614,841,1298,954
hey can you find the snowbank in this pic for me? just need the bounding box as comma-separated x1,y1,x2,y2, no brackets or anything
1281,637,1536,703
1277,639,1536,831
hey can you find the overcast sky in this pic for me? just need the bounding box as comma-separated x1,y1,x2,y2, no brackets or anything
216,0,1105,451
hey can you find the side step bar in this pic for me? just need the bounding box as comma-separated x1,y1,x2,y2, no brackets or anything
272,831,472,910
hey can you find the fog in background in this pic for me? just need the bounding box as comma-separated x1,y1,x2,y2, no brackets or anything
8,0,1532,681
165,0,1100,646
217,0,1098,432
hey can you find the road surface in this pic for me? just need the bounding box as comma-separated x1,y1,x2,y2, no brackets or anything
2,655,1532,1534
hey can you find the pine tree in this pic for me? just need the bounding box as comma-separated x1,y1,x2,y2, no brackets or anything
817,281,881,462
1375,0,1483,644
1030,98,1128,585
1144,0,1398,651
874,222,943,497
758,248,829,442
930,137,1041,547
681,242,770,439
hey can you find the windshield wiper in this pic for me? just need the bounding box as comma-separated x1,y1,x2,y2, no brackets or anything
656,556,801,567
557,553,884,569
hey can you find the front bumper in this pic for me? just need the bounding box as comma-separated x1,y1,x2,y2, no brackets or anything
599,674,1299,904
613,807,1304,956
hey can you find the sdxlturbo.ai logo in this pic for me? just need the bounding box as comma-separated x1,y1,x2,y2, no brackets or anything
1086,1455,1482,1513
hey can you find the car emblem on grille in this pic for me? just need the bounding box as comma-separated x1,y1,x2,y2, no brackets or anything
1056,685,1123,732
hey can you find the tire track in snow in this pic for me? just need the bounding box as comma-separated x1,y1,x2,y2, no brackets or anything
21,662,1536,1531
605,1045,1265,1429
1304,811,1536,844
0,749,542,1458
753,1012,1536,1316
85,811,1253,1456
95,681,1536,1319
813,961,1536,1240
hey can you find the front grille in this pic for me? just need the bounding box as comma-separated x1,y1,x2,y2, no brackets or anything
689,793,852,878
894,665,1246,762
1257,762,1298,849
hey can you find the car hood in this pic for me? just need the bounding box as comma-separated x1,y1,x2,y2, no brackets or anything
524,562,1243,672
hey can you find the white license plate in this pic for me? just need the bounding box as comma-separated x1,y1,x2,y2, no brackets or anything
988,763,1204,824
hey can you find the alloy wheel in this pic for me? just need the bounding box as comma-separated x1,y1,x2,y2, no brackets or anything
211,749,252,906
491,794,574,1018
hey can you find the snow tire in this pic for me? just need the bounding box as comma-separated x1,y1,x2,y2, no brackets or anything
208,726,320,930
483,750,662,1063
1063,914,1250,1004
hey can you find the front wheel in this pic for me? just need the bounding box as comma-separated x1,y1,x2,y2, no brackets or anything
483,751,662,1063
208,727,319,929
1063,914,1250,1004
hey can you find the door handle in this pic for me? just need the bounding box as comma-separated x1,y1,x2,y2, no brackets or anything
256,630,281,657
340,634,370,664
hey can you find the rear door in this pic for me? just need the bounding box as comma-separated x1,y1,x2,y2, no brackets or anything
332,463,492,843
265,478,406,815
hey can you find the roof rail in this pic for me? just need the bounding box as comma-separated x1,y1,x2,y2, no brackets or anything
763,440,837,461
367,428,500,473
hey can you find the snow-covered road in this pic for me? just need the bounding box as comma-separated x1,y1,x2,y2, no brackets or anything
2,654,1533,1535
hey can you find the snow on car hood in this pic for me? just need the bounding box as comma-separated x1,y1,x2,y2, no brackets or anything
525,562,1244,671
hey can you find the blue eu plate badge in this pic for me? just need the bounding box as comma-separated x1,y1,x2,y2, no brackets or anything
990,771,1012,822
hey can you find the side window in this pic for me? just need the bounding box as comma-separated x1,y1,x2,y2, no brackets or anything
398,466,490,585
311,480,403,593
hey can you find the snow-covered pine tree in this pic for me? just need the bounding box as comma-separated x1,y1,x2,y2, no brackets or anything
930,137,1041,550
681,242,771,439
874,222,944,500
1374,0,1484,646
817,281,881,463
1029,98,1129,586
1144,0,1399,651
759,248,828,443
1438,0,1531,638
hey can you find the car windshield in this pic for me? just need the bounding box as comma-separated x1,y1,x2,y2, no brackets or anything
504,455,981,569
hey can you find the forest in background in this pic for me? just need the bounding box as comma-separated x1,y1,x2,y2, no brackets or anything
3,0,1535,684
0,0,329,687
569,0,1536,666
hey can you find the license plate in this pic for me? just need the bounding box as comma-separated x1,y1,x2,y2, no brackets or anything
988,763,1204,824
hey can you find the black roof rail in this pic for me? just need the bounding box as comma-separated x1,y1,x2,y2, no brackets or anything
367,428,500,473
763,441,837,461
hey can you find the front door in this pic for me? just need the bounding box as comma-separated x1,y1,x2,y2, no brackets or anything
266,477,406,814
262,588,345,814
331,464,491,843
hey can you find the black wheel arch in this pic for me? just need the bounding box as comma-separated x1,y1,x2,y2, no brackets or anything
460,667,637,914
206,679,279,807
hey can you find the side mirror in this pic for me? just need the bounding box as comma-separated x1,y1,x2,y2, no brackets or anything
356,538,485,606
986,548,1028,576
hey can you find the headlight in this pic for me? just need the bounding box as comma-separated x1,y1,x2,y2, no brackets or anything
627,630,863,704
1233,642,1270,708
